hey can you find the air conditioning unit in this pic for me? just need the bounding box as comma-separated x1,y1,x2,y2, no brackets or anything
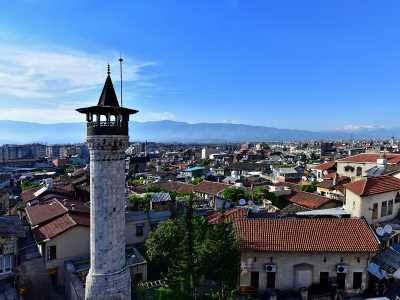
336,265,348,273
265,264,277,273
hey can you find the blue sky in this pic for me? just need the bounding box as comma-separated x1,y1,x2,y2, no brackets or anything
0,0,399,130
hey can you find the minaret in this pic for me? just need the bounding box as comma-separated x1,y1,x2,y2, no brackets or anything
77,65,138,300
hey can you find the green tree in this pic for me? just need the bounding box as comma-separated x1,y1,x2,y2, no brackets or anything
222,187,247,204
199,159,210,167
300,183,317,193
128,194,150,211
191,177,203,185
20,180,40,191
146,186,162,193
145,220,182,276
201,220,240,298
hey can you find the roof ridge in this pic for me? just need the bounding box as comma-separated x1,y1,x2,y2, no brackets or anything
360,178,368,196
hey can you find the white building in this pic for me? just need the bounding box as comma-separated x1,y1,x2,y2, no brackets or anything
235,218,380,295
344,175,400,224
337,153,400,181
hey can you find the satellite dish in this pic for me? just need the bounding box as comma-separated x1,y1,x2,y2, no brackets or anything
239,199,246,206
384,225,393,234
248,200,254,206
376,227,385,237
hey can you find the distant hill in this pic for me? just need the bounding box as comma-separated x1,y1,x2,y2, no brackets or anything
0,120,398,144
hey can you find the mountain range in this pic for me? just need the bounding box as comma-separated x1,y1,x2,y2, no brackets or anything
0,120,398,144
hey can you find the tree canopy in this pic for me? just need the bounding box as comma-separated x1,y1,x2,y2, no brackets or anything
145,198,240,299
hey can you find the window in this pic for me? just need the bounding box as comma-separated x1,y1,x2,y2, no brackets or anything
395,193,400,204
356,167,362,176
4,255,11,272
250,271,259,289
353,272,362,289
47,245,57,261
136,224,144,237
381,201,388,217
0,255,12,273
267,272,276,289
320,272,329,287
372,203,378,220
388,200,394,215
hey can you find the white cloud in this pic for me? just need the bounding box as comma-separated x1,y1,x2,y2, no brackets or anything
337,124,386,131
0,105,176,124
0,106,83,123
0,45,156,98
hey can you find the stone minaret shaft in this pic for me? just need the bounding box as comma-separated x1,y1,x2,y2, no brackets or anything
77,66,138,300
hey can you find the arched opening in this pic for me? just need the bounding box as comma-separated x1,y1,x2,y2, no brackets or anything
100,114,107,122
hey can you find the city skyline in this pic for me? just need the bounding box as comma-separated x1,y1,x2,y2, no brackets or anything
0,0,400,130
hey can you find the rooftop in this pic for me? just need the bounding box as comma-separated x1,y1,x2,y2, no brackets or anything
344,175,400,196
207,208,247,224
234,218,380,253
338,153,400,164
286,190,335,209
194,180,230,195
311,161,336,171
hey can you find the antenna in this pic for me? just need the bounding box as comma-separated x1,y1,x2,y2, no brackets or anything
118,56,124,107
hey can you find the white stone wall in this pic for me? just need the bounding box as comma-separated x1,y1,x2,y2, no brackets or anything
85,135,131,300
345,189,400,224
336,162,376,181
240,251,372,293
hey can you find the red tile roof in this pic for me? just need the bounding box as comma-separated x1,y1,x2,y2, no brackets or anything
194,181,231,195
286,191,334,209
312,161,336,171
344,175,400,196
26,200,68,226
208,208,247,224
155,181,195,193
338,153,400,164
234,218,380,253
32,212,89,242
21,187,42,204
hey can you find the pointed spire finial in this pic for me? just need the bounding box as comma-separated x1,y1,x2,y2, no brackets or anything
107,64,111,76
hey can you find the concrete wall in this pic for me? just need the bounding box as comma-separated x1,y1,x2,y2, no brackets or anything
125,219,151,245
240,251,372,293
45,226,90,283
336,162,376,181
345,189,400,224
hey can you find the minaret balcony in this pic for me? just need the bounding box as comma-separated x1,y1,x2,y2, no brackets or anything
87,120,129,136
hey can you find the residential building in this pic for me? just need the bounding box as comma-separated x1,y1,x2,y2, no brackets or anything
336,153,400,181
0,216,25,279
344,175,400,224
235,218,380,295
25,200,90,285
310,161,336,182
193,180,230,207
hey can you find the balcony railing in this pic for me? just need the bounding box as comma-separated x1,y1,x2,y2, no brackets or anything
86,121,128,136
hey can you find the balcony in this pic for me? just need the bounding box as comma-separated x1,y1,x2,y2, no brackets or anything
87,121,128,136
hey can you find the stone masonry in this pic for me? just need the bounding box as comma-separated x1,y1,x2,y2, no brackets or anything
85,135,131,300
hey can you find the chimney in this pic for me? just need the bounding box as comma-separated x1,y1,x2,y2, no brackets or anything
377,152,387,168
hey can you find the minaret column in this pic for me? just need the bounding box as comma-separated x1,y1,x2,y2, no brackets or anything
85,135,131,300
